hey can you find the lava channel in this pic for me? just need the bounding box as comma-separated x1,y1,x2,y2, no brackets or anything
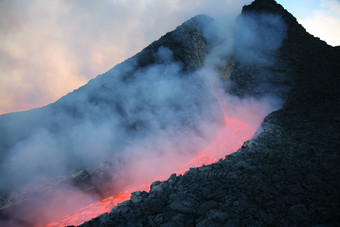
47,96,270,227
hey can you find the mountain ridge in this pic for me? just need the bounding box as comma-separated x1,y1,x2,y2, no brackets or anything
0,10,226,226
0,0,339,226
0,14,211,172
78,0,340,226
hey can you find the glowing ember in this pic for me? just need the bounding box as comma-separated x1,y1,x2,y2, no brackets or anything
47,100,261,226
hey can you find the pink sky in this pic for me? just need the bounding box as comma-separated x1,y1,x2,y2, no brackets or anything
0,0,339,115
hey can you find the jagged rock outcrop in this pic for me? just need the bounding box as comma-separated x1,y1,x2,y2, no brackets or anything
79,0,340,226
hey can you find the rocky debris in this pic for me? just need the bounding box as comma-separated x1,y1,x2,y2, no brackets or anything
80,122,340,227
79,0,340,226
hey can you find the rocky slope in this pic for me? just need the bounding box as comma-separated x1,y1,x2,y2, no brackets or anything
79,0,340,226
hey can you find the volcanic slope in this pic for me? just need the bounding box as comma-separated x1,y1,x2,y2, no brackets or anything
0,11,219,226
80,0,340,226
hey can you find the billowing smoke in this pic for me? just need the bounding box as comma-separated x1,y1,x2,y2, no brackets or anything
0,46,223,192
0,7,288,226
0,0,252,114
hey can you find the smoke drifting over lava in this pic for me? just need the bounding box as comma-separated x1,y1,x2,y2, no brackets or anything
0,7,288,227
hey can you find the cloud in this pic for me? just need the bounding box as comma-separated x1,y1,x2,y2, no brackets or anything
0,0,252,114
298,0,340,46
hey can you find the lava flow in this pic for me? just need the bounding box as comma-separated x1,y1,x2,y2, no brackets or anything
47,96,268,227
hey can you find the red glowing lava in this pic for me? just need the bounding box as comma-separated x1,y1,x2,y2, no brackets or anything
46,184,149,227
47,97,264,227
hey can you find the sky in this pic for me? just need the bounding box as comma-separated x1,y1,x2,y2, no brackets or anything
0,0,339,115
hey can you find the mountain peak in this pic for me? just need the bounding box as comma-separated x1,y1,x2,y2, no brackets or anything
242,0,330,47
242,0,282,13
1,1,340,226
242,0,298,25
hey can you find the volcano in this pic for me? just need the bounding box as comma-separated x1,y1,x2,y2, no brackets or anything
1,0,340,226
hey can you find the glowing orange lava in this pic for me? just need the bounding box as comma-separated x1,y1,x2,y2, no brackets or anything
46,184,149,227
47,104,258,226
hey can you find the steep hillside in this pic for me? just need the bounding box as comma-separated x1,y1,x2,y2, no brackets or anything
1,0,339,226
0,14,220,226
80,0,340,226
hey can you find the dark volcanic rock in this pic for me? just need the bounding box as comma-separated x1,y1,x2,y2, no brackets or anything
79,0,340,226
135,14,211,72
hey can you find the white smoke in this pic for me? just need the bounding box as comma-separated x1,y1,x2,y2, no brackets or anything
0,0,252,114
0,6,289,227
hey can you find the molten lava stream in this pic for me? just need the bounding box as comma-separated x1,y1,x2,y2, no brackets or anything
47,112,257,227
46,184,149,227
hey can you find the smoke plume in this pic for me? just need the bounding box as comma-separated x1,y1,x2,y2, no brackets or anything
0,5,288,226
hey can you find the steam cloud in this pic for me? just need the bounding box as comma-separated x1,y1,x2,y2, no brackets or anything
0,0,252,114
0,7,288,226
